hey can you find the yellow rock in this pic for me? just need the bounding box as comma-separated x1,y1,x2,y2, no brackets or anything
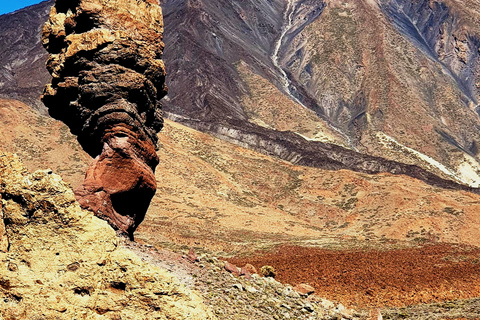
0,152,215,319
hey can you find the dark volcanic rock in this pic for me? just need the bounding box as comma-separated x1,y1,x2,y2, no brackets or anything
41,0,167,238
0,0,53,112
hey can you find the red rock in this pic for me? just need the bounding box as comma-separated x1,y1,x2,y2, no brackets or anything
240,267,252,280
243,263,257,275
75,127,158,239
224,261,240,276
187,248,199,263
293,284,315,296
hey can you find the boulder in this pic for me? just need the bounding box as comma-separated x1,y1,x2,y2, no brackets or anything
239,267,252,280
224,261,241,276
293,283,315,296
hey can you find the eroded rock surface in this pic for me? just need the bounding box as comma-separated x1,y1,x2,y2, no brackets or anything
41,0,167,237
0,152,214,319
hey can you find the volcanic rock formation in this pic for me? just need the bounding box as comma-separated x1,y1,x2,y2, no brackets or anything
0,152,214,319
41,0,167,238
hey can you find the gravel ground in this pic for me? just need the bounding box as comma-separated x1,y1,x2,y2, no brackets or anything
121,238,364,319
122,238,480,319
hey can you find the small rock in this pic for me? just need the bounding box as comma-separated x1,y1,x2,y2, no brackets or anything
240,267,252,280
281,303,292,310
67,262,80,272
319,298,335,310
243,263,257,274
187,248,199,263
96,258,106,266
245,285,258,293
7,262,18,272
232,283,243,291
304,303,314,313
293,283,315,296
264,276,282,287
283,286,300,298
224,261,240,276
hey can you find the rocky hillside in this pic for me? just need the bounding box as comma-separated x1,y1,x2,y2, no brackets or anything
3,96,480,254
0,152,215,319
0,0,52,112
0,150,370,320
278,0,480,186
4,0,480,189
4,98,480,318
156,0,480,188
5,1,480,318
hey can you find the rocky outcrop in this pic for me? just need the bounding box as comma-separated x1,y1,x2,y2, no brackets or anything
0,152,214,319
41,0,167,238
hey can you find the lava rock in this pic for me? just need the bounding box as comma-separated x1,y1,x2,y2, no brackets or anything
41,0,167,238
293,283,315,296
224,261,241,276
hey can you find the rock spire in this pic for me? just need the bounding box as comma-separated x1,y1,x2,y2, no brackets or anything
41,0,167,238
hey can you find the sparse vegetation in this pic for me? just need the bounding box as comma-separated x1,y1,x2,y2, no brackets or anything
260,265,277,278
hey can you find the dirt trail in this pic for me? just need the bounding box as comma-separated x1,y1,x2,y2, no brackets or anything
229,244,480,309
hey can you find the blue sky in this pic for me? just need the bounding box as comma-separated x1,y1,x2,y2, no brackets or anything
0,0,43,15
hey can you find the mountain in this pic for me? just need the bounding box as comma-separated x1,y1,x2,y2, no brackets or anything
5,0,480,316
4,0,480,189
0,0,52,112
160,0,480,188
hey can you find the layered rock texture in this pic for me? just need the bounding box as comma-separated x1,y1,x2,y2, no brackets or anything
41,0,167,237
160,0,480,188
0,152,214,319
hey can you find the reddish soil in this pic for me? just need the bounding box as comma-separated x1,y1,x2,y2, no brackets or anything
228,244,480,309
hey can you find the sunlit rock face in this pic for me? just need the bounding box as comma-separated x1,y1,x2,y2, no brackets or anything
0,152,215,320
41,0,167,238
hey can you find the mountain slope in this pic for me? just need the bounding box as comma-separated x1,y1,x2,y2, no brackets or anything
3,0,480,189
0,0,52,112
3,98,480,253
280,0,480,186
